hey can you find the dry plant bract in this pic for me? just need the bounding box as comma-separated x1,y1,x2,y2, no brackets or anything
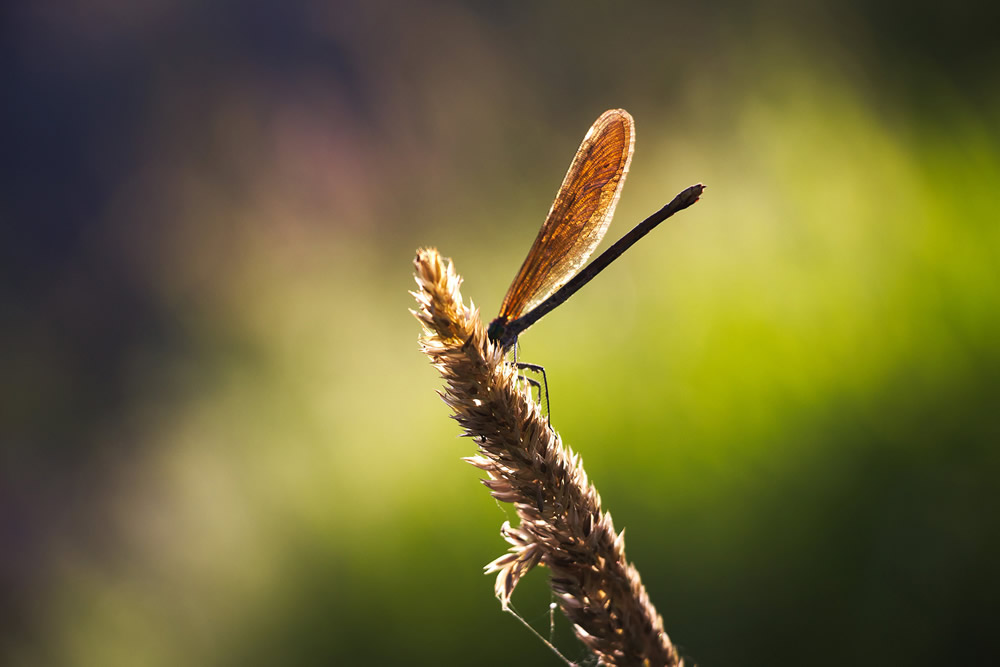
412,248,683,667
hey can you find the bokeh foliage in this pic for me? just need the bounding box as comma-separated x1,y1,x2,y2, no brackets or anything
3,1,997,665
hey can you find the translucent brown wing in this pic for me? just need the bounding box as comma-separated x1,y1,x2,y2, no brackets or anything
497,109,635,323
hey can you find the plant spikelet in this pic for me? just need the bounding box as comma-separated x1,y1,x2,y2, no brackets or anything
412,248,683,667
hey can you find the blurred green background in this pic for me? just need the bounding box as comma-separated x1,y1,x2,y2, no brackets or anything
3,1,998,665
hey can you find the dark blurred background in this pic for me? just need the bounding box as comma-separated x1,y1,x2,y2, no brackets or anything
2,1,998,665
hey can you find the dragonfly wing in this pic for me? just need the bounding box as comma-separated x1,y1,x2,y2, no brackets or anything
498,109,635,322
